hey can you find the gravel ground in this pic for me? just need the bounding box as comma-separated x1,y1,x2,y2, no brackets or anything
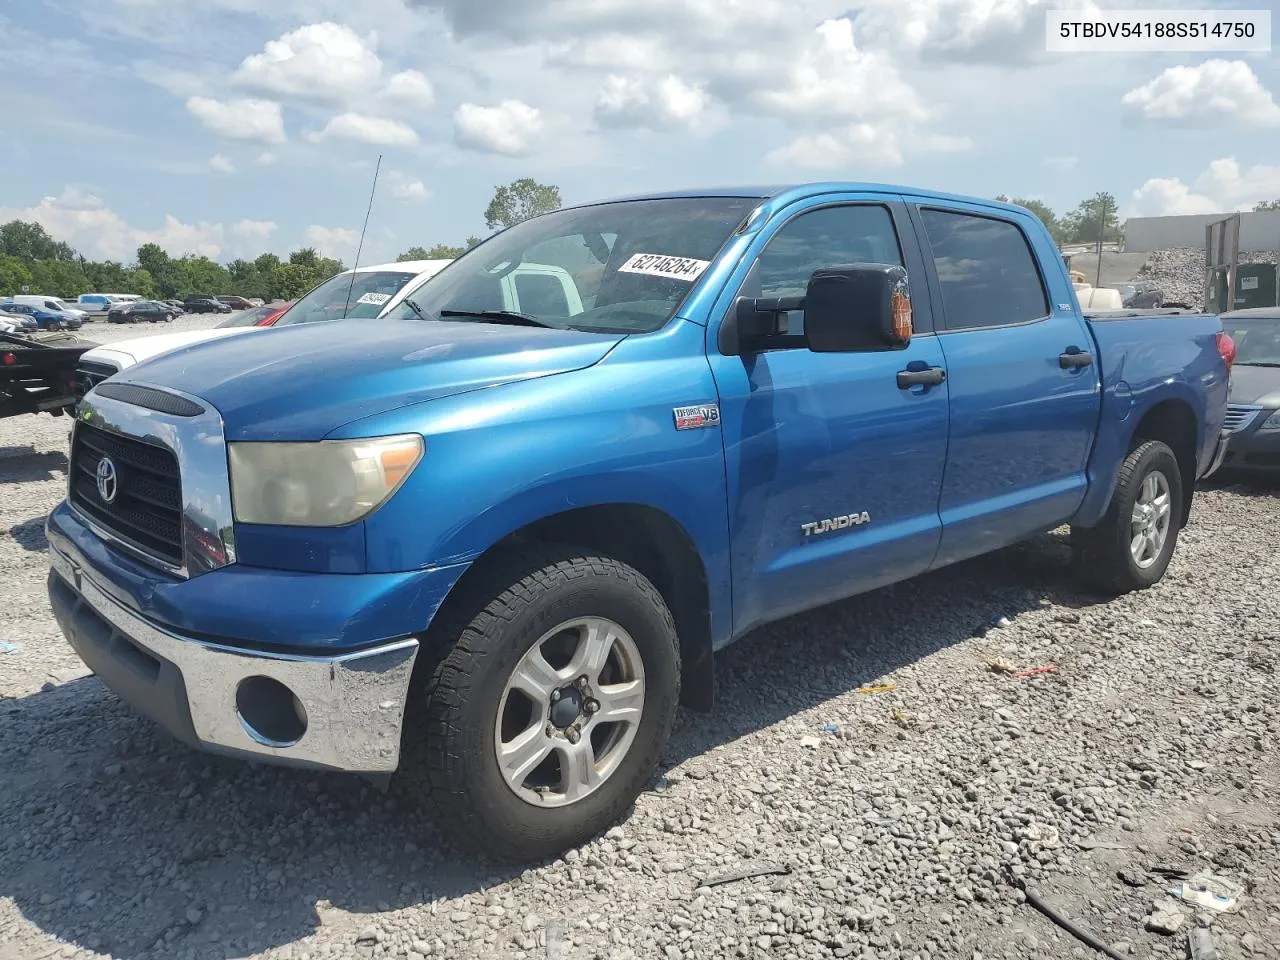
1137,248,1280,311
1,317,1278,960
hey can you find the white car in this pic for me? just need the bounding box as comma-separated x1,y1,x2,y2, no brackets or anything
74,259,455,394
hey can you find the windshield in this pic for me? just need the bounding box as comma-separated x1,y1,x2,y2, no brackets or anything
382,197,760,334
1225,319,1280,365
217,306,277,328
1114,284,1136,297
272,270,418,326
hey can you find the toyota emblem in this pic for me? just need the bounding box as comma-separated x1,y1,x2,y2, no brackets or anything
95,456,118,504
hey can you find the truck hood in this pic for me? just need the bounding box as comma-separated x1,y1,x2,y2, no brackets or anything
116,318,624,440
81,327,258,369
1227,365,1280,407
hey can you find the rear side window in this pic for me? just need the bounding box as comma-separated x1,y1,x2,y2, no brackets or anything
514,273,572,318
920,209,1049,330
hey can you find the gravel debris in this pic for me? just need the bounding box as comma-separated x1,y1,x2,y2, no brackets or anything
1136,247,1280,310
1,315,1278,959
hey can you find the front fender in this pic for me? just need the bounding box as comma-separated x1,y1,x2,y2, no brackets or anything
339,319,734,642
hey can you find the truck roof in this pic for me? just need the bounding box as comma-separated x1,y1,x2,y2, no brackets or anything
575,182,1028,217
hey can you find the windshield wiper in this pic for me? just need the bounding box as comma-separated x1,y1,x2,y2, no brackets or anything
439,309,553,328
1236,361,1280,367
401,297,429,322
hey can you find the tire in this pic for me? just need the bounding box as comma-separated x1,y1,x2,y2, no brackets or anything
1071,440,1182,595
405,547,681,862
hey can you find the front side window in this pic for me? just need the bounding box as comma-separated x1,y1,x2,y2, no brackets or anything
273,270,418,326
920,209,1049,330
382,197,760,334
739,203,904,337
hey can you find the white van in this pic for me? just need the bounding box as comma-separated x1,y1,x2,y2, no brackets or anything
12,295,89,322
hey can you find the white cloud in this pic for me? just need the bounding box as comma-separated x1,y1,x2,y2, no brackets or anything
388,172,431,201
308,113,420,146
453,100,543,156
233,22,383,105
851,0,1099,63
1122,60,1280,127
766,124,971,170
728,18,926,123
383,70,435,110
209,154,237,174
1129,158,1280,216
231,219,279,240
305,224,360,260
0,187,226,261
186,96,286,143
595,74,713,130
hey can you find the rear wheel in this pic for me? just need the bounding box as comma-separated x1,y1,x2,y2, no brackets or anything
405,548,680,862
1071,440,1182,594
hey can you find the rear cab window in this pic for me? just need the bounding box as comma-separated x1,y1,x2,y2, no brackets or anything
918,208,1050,330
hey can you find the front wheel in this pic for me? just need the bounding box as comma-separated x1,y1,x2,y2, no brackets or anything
406,548,681,862
1071,440,1183,594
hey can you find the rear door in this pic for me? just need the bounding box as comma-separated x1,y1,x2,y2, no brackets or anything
905,200,1102,568
706,194,951,635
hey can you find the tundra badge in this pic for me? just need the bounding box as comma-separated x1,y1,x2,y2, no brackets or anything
673,404,721,430
802,512,871,537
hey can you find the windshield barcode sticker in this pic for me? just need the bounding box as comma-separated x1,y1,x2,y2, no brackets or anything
356,292,391,306
618,253,711,282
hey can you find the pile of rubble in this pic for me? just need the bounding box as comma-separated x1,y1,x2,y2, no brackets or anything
1137,247,1280,310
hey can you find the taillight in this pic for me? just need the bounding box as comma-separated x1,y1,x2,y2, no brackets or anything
1216,331,1236,371
2,353,15,365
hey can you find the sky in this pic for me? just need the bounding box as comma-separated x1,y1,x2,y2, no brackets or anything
1,0,1279,266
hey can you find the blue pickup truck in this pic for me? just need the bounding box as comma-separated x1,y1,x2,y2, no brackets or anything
47,183,1232,861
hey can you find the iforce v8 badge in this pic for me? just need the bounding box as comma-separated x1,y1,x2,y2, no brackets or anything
673,404,721,430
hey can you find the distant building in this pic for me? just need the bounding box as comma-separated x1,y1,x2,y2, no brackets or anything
1123,211,1280,253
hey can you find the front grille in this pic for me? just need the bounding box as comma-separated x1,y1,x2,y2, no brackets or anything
69,421,183,568
75,361,120,400
1224,404,1262,434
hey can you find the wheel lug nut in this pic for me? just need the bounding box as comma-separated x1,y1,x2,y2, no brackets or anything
550,689,561,702
584,700,600,715
566,726,581,744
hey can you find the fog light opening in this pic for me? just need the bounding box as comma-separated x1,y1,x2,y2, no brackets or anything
235,675,308,747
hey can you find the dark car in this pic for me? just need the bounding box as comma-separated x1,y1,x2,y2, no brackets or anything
165,299,186,313
215,295,254,310
1218,308,1280,475
107,300,177,324
184,296,233,314
1113,281,1164,309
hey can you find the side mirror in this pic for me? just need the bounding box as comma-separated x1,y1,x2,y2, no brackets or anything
805,263,912,353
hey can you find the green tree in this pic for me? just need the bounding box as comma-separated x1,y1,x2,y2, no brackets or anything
1254,199,1280,211
397,246,431,261
127,267,156,299
1061,192,1122,244
995,195,1063,242
0,254,33,297
484,178,561,231
174,255,232,297
83,260,132,293
0,220,75,261
270,262,318,300
289,247,320,267
30,259,91,298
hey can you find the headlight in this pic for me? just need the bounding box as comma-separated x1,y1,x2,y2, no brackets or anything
228,434,423,526
1259,411,1280,432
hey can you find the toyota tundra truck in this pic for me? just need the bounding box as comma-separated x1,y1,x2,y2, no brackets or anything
47,183,1231,862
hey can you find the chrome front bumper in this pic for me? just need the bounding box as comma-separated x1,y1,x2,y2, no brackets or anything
49,543,419,773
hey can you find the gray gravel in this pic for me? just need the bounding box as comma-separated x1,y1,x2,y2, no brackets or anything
1,316,1278,959
1137,248,1280,311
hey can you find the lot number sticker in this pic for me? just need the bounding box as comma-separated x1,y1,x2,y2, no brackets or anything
618,253,711,282
356,292,392,306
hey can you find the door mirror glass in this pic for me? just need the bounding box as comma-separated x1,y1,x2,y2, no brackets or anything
805,264,912,353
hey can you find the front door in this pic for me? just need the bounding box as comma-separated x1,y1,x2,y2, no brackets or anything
706,197,951,636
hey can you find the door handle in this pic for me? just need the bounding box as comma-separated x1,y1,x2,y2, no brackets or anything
1059,349,1094,370
896,366,947,389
